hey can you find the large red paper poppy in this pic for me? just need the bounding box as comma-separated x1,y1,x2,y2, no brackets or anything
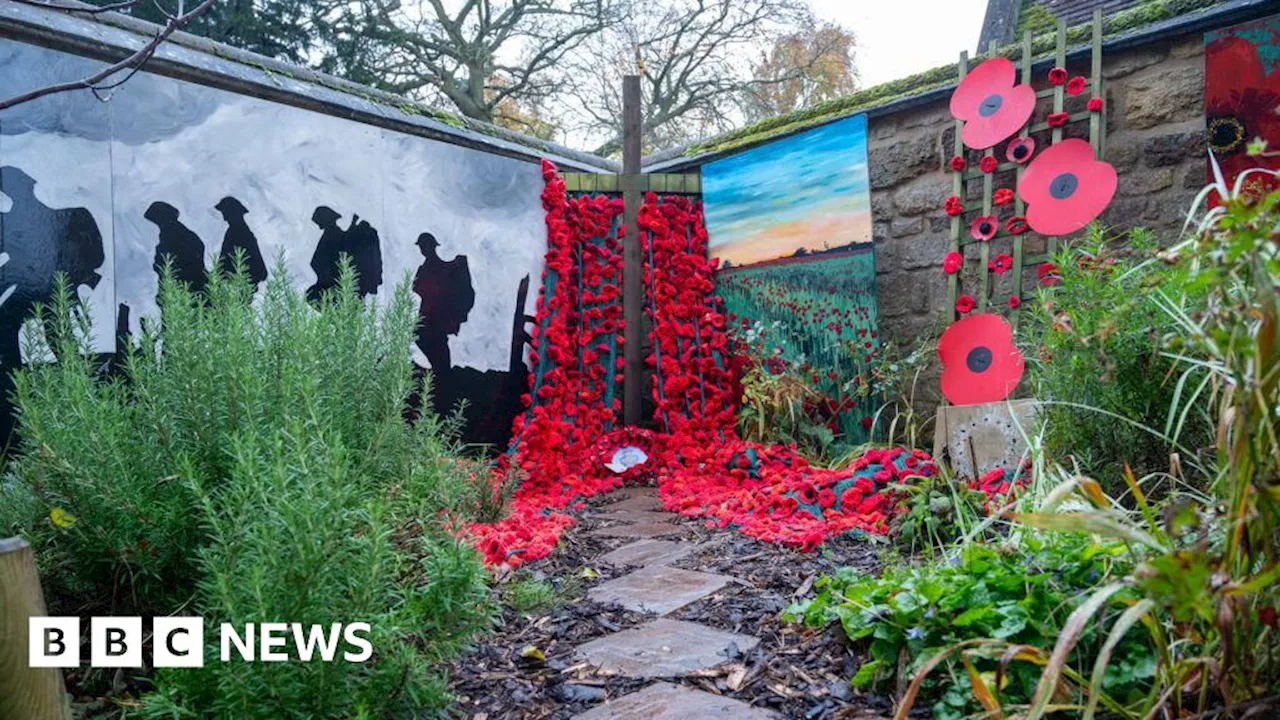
938,313,1024,406
950,57,1036,150
1204,32,1280,197
1019,139,1117,236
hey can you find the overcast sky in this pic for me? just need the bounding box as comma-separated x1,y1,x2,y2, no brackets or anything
809,0,989,86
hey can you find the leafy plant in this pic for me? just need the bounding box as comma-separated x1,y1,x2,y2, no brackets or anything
1024,226,1213,491
785,536,1147,720
888,468,989,557
734,321,840,461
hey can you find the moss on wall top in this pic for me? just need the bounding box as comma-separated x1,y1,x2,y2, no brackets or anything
680,0,1224,160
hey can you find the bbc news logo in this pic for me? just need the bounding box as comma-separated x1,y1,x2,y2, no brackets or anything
30,618,373,668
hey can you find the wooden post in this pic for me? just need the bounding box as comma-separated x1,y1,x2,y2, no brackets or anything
0,537,72,720
622,75,643,426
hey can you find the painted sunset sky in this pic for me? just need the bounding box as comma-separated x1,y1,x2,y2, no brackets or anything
703,114,872,267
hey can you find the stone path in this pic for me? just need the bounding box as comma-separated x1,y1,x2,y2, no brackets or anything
568,487,779,719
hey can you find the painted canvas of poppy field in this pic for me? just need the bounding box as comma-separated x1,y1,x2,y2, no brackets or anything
1204,15,1280,198
702,113,880,446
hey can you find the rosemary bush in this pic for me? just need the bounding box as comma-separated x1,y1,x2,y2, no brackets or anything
2,260,493,717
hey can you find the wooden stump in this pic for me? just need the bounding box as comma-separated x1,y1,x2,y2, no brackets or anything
0,536,72,720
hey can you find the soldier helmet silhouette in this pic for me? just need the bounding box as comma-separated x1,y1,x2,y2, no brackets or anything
416,232,440,250
214,196,248,217
311,205,341,226
144,201,181,224
0,166,38,197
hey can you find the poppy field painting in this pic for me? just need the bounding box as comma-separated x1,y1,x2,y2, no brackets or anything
702,113,880,444
1205,15,1280,198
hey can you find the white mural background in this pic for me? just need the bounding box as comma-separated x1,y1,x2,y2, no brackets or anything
0,40,546,374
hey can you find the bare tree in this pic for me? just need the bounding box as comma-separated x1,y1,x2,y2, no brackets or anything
0,0,220,111
553,0,846,157
313,0,616,129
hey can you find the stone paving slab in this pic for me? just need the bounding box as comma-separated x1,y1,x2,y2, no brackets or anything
574,618,759,678
597,540,696,569
572,682,779,719
588,564,731,615
598,495,665,512
586,522,684,539
611,486,660,499
592,509,676,524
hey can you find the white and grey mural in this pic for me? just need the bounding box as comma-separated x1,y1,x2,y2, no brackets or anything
0,40,546,446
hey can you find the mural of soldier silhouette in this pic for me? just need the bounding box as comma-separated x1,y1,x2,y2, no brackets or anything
0,165,106,445
215,196,267,289
144,200,209,297
305,205,384,302
413,232,475,374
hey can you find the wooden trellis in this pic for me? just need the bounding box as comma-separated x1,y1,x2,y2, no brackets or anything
948,9,1107,321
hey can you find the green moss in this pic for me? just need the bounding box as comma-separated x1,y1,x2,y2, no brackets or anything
685,0,1224,158
1017,4,1058,37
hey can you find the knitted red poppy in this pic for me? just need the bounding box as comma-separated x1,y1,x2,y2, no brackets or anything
980,155,999,173
1047,112,1070,127
945,195,965,216
950,155,967,171
970,215,998,241
1066,76,1088,96
950,57,1036,149
955,294,976,314
989,253,1013,274
1019,138,1117,236
943,250,964,274
1006,136,1036,164
993,188,1014,205
1006,215,1029,234
1008,295,1022,309
938,313,1025,405
1048,67,1068,85
1087,97,1104,112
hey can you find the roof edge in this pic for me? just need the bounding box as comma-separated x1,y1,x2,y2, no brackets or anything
0,0,620,173
644,0,1270,173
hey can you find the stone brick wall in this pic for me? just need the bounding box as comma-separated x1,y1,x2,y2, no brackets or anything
867,33,1208,410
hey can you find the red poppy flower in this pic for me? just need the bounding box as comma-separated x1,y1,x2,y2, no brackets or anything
1204,34,1280,196
937,313,1025,405
1261,606,1278,628
955,294,976,314
1019,138,1117,236
1006,136,1035,164
1065,75,1088,95
980,155,999,173
989,253,1013,274
1087,97,1104,112
945,195,965,216
970,215,998,241
993,188,1014,206
950,155,967,171
950,57,1036,149
943,250,964,274
1047,112,1070,127
1008,295,1022,309
1006,215,1029,234
1038,262,1061,286
1048,67,1068,85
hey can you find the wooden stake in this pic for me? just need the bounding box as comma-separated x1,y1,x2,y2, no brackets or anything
622,75,643,426
0,537,72,720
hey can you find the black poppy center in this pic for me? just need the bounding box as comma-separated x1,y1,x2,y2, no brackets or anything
1207,115,1246,155
1049,172,1079,200
1011,143,1030,160
979,221,994,235
966,346,994,373
978,94,1003,117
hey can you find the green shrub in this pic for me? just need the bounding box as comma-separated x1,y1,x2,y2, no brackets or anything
1023,228,1212,490
785,536,1149,720
2,260,493,717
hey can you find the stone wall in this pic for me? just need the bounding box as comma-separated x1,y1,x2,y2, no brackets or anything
867,32,1208,409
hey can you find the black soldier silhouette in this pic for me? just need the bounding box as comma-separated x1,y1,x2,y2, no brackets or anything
144,201,208,296
306,205,383,302
214,196,267,289
413,232,474,374
0,165,106,445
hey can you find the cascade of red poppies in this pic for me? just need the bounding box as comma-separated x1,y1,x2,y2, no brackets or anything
467,161,952,567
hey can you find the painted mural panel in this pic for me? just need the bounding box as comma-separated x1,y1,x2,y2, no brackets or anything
702,114,880,445
0,39,545,447
1205,14,1280,196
